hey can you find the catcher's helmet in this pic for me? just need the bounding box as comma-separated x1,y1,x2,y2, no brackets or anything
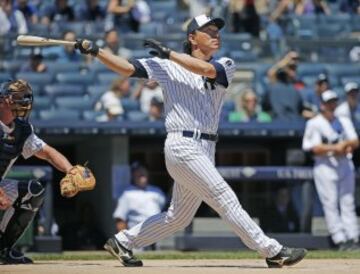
0,79,33,119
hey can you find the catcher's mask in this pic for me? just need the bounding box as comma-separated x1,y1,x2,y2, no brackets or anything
0,80,33,119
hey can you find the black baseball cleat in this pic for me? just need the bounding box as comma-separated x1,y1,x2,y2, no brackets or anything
0,248,33,264
104,237,143,267
266,247,307,268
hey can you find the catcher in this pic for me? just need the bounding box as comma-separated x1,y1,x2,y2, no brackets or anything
0,79,95,264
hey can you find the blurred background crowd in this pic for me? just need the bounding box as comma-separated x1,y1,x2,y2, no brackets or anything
1,0,360,124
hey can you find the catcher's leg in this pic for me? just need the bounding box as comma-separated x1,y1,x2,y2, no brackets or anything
0,179,45,264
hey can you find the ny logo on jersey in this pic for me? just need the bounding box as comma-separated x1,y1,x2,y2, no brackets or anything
203,77,216,91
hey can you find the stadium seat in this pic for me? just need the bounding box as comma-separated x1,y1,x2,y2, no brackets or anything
82,110,105,121
2,60,23,74
44,84,85,97
340,76,360,86
45,62,82,74
121,98,140,112
15,72,54,86
223,101,236,112
0,72,12,82
86,84,108,98
55,96,94,110
39,109,81,121
297,63,326,78
97,72,120,84
326,64,360,80
126,110,148,122
32,96,52,111
56,72,94,84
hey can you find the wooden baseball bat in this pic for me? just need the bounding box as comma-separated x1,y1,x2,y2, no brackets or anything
16,35,90,48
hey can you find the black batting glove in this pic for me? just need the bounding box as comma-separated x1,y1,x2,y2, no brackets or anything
74,39,99,57
144,39,171,59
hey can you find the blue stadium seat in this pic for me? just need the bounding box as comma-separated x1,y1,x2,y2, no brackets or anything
55,96,94,110
132,49,150,59
32,96,52,111
2,60,23,74
45,62,82,74
87,62,109,74
326,64,360,79
297,63,326,78
56,72,94,84
223,101,236,112
0,72,12,82
39,109,81,121
82,110,105,121
126,110,148,122
230,50,258,62
340,76,360,86
44,84,85,97
97,72,120,84
140,22,163,35
121,98,140,112
86,84,108,98
16,72,54,86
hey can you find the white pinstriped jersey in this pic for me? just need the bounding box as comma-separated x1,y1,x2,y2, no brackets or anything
138,57,236,134
0,121,46,180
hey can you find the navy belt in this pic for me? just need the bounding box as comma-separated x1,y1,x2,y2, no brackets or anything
182,130,218,142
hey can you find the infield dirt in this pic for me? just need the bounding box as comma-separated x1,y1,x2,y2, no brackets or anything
2,259,360,274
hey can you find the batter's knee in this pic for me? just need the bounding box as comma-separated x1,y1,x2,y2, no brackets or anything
164,211,193,230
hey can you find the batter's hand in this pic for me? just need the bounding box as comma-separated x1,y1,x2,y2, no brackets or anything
0,187,11,210
144,39,171,59
74,39,99,57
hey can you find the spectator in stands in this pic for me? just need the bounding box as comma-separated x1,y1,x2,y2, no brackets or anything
113,162,166,249
106,0,150,33
20,53,47,73
229,89,272,122
0,0,28,35
267,51,305,92
76,0,106,21
264,61,309,121
134,80,163,114
303,73,330,115
42,30,82,62
182,0,215,18
340,0,360,14
335,82,360,123
295,0,331,15
260,185,300,233
228,0,261,37
94,77,129,122
148,97,164,121
103,29,132,59
15,0,38,25
302,90,360,251
40,0,74,25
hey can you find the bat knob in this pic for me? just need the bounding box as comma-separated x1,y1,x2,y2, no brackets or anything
81,40,91,50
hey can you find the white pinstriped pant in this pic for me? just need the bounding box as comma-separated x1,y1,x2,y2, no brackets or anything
116,132,282,257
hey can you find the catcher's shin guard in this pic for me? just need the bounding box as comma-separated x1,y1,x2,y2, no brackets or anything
0,180,45,250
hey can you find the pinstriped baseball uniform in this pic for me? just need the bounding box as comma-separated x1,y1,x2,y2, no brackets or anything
115,56,283,258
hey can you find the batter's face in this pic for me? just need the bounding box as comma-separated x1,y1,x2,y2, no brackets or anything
190,24,221,54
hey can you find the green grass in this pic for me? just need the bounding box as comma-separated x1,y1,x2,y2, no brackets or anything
28,250,360,261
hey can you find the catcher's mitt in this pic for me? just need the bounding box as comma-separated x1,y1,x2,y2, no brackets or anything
60,165,96,198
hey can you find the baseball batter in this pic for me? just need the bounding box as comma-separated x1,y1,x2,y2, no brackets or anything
303,90,360,250
0,79,75,264
75,14,307,267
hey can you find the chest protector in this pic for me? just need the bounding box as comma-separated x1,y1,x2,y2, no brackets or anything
0,119,32,177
